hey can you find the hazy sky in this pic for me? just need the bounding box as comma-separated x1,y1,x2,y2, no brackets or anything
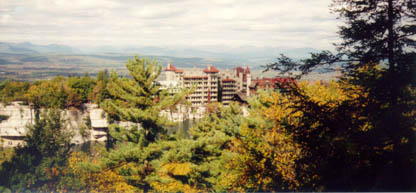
0,0,341,49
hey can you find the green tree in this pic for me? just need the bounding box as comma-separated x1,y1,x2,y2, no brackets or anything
25,78,84,109
97,69,109,84
96,102,243,192
102,55,188,143
216,93,304,192
266,0,415,79
265,0,416,191
0,109,73,192
0,80,30,104
66,75,96,102
25,80,67,109
90,69,111,104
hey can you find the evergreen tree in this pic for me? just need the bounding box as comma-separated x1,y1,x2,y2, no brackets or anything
266,0,415,78
90,69,111,104
0,109,73,192
96,102,244,192
101,55,188,143
96,69,109,84
265,0,416,191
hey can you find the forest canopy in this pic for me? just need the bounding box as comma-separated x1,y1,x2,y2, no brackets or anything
0,0,415,192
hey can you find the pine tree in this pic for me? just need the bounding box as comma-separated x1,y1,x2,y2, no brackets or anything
97,102,244,192
266,0,415,78
101,55,188,143
0,109,72,192
90,69,111,103
264,0,416,190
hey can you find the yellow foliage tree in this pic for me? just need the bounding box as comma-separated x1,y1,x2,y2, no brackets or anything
64,152,136,193
223,90,304,192
150,162,200,193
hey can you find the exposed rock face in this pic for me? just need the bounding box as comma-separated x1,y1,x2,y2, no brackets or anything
0,102,109,148
0,102,33,147
0,102,209,148
86,103,108,142
160,104,206,122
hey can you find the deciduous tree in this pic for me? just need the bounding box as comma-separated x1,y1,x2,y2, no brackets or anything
264,0,416,190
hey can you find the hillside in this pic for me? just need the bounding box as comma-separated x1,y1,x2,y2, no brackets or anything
0,42,322,81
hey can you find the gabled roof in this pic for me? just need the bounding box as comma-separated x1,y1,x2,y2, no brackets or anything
203,65,220,73
164,63,177,71
245,66,251,74
235,67,244,77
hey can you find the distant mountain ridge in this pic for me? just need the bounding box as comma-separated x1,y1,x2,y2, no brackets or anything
85,45,321,64
0,42,38,54
0,41,334,81
0,41,321,67
0,42,81,54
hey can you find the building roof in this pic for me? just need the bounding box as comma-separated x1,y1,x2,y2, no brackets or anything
164,63,184,73
203,65,220,73
235,67,244,77
184,76,208,79
222,78,236,82
235,66,250,81
251,77,295,89
164,63,177,71
245,66,251,74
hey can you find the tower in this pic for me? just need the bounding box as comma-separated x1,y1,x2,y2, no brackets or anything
246,66,251,97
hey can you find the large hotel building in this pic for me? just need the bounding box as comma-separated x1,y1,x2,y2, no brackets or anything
158,63,251,107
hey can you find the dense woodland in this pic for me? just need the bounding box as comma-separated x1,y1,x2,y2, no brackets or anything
0,0,415,192
0,69,110,108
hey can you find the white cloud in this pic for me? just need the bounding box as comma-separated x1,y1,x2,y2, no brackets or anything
0,0,341,49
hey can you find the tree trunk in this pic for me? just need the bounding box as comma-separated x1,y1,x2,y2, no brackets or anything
387,0,395,71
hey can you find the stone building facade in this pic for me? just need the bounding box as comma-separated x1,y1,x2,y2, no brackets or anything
159,63,252,107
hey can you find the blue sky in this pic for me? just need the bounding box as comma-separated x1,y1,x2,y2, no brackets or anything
0,0,341,49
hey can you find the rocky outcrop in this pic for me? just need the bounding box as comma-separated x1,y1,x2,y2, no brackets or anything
0,102,208,148
0,102,109,148
0,102,33,148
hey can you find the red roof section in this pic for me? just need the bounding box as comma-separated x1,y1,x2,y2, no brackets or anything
184,76,208,79
236,66,250,81
235,67,244,77
164,63,177,71
251,77,295,89
203,65,220,73
165,63,184,73
222,78,236,82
